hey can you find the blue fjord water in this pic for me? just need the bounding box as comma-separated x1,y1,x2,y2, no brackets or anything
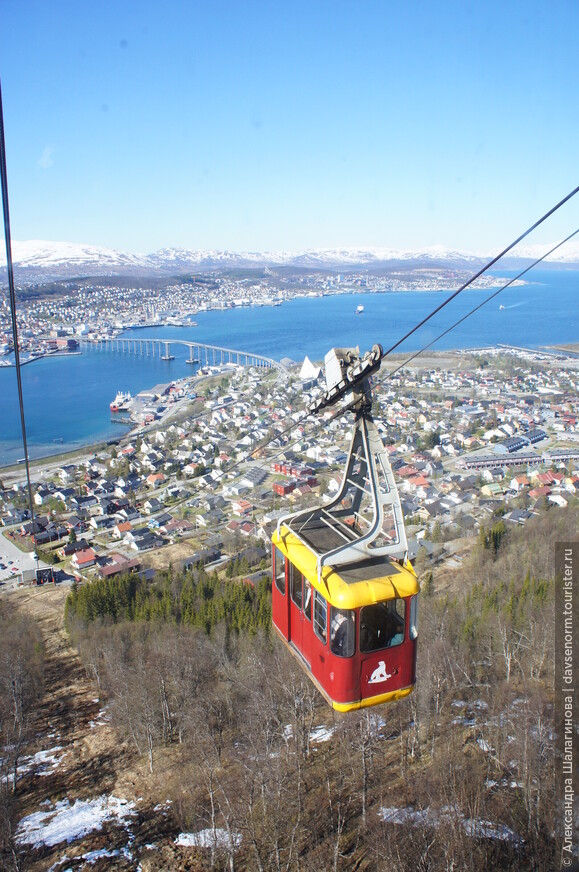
0,268,576,466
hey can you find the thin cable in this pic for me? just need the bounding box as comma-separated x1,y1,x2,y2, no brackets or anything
379,185,579,359
0,80,38,560
241,229,579,476
240,189,579,471
379,227,579,384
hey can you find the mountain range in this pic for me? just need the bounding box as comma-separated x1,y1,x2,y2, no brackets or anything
1,239,578,281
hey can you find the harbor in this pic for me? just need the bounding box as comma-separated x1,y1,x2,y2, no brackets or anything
0,272,577,466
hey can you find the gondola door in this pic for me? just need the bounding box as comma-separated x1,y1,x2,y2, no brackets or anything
289,563,310,666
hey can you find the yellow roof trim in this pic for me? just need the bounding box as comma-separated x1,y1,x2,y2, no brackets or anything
273,526,419,609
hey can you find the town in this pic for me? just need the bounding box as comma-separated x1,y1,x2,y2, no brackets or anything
0,266,520,358
1,343,577,589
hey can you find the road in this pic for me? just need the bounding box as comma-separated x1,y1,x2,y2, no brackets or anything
0,527,48,589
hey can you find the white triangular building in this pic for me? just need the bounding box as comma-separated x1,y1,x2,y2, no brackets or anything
300,355,323,383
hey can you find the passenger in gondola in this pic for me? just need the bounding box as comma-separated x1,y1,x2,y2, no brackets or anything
304,579,312,619
360,602,404,652
330,608,355,656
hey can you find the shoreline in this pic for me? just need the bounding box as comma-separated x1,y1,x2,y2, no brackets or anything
0,368,221,474
0,350,83,368
0,278,531,369
3,342,577,472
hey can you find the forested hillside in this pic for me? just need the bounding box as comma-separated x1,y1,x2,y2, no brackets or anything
55,505,577,870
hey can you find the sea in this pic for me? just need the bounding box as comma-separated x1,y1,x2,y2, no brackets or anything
0,268,577,467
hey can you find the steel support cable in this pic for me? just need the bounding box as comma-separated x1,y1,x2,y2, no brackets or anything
239,191,579,473
246,227,579,473
174,222,579,496
0,80,39,560
378,227,579,386
378,185,579,361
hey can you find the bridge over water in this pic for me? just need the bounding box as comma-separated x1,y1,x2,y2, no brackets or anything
86,337,286,373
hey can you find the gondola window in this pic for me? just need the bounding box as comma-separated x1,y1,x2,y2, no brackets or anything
274,548,286,595
360,601,405,653
313,591,327,643
330,607,355,657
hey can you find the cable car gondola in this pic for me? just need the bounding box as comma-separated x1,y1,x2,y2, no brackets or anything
272,345,419,711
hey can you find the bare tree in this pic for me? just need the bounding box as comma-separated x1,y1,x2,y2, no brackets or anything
0,614,44,792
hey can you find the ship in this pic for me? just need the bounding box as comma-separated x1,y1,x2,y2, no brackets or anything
356,305,364,315
110,391,133,412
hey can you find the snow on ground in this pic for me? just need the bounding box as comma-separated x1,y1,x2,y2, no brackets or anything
309,725,335,743
378,804,521,845
176,828,242,850
88,703,111,729
16,795,137,849
88,713,110,728
22,746,65,776
379,807,432,826
463,818,521,843
47,854,70,872
153,800,172,812
284,717,387,746
80,847,122,864
2,745,64,783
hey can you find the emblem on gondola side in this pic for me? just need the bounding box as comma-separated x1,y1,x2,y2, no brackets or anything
368,661,392,685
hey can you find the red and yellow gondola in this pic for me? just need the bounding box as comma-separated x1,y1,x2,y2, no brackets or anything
271,345,419,711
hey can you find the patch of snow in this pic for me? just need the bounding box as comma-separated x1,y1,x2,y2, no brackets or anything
89,707,111,728
81,848,122,864
463,818,521,844
47,856,70,872
6,746,64,782
176,828,242,850
379,806,432,826
378,804,522,845
153,800,172,812
16,795,136,848
27,746,64,774
477,738,493,753
309,726,335,743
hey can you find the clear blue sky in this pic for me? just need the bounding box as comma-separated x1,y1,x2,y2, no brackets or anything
1,0,578,254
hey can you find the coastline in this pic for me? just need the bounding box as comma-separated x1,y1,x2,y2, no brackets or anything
0,350,83,368
0,275,530,368
0,368,218,474
2,341,573,473
1,273,577,468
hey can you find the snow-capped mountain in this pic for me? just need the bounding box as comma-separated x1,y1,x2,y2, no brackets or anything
7,240,148,270
1,239,578,281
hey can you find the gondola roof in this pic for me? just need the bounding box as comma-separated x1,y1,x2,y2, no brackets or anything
273,526,418,610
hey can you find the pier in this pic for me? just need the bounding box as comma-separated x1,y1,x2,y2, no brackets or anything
85,338,286,373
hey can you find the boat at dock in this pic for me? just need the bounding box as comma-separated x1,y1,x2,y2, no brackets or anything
110,390,133,412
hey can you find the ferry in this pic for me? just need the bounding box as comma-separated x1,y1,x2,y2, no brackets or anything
356,305,364,315
110,391,133,412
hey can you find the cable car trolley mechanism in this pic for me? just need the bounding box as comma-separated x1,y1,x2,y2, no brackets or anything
272,345,419,712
